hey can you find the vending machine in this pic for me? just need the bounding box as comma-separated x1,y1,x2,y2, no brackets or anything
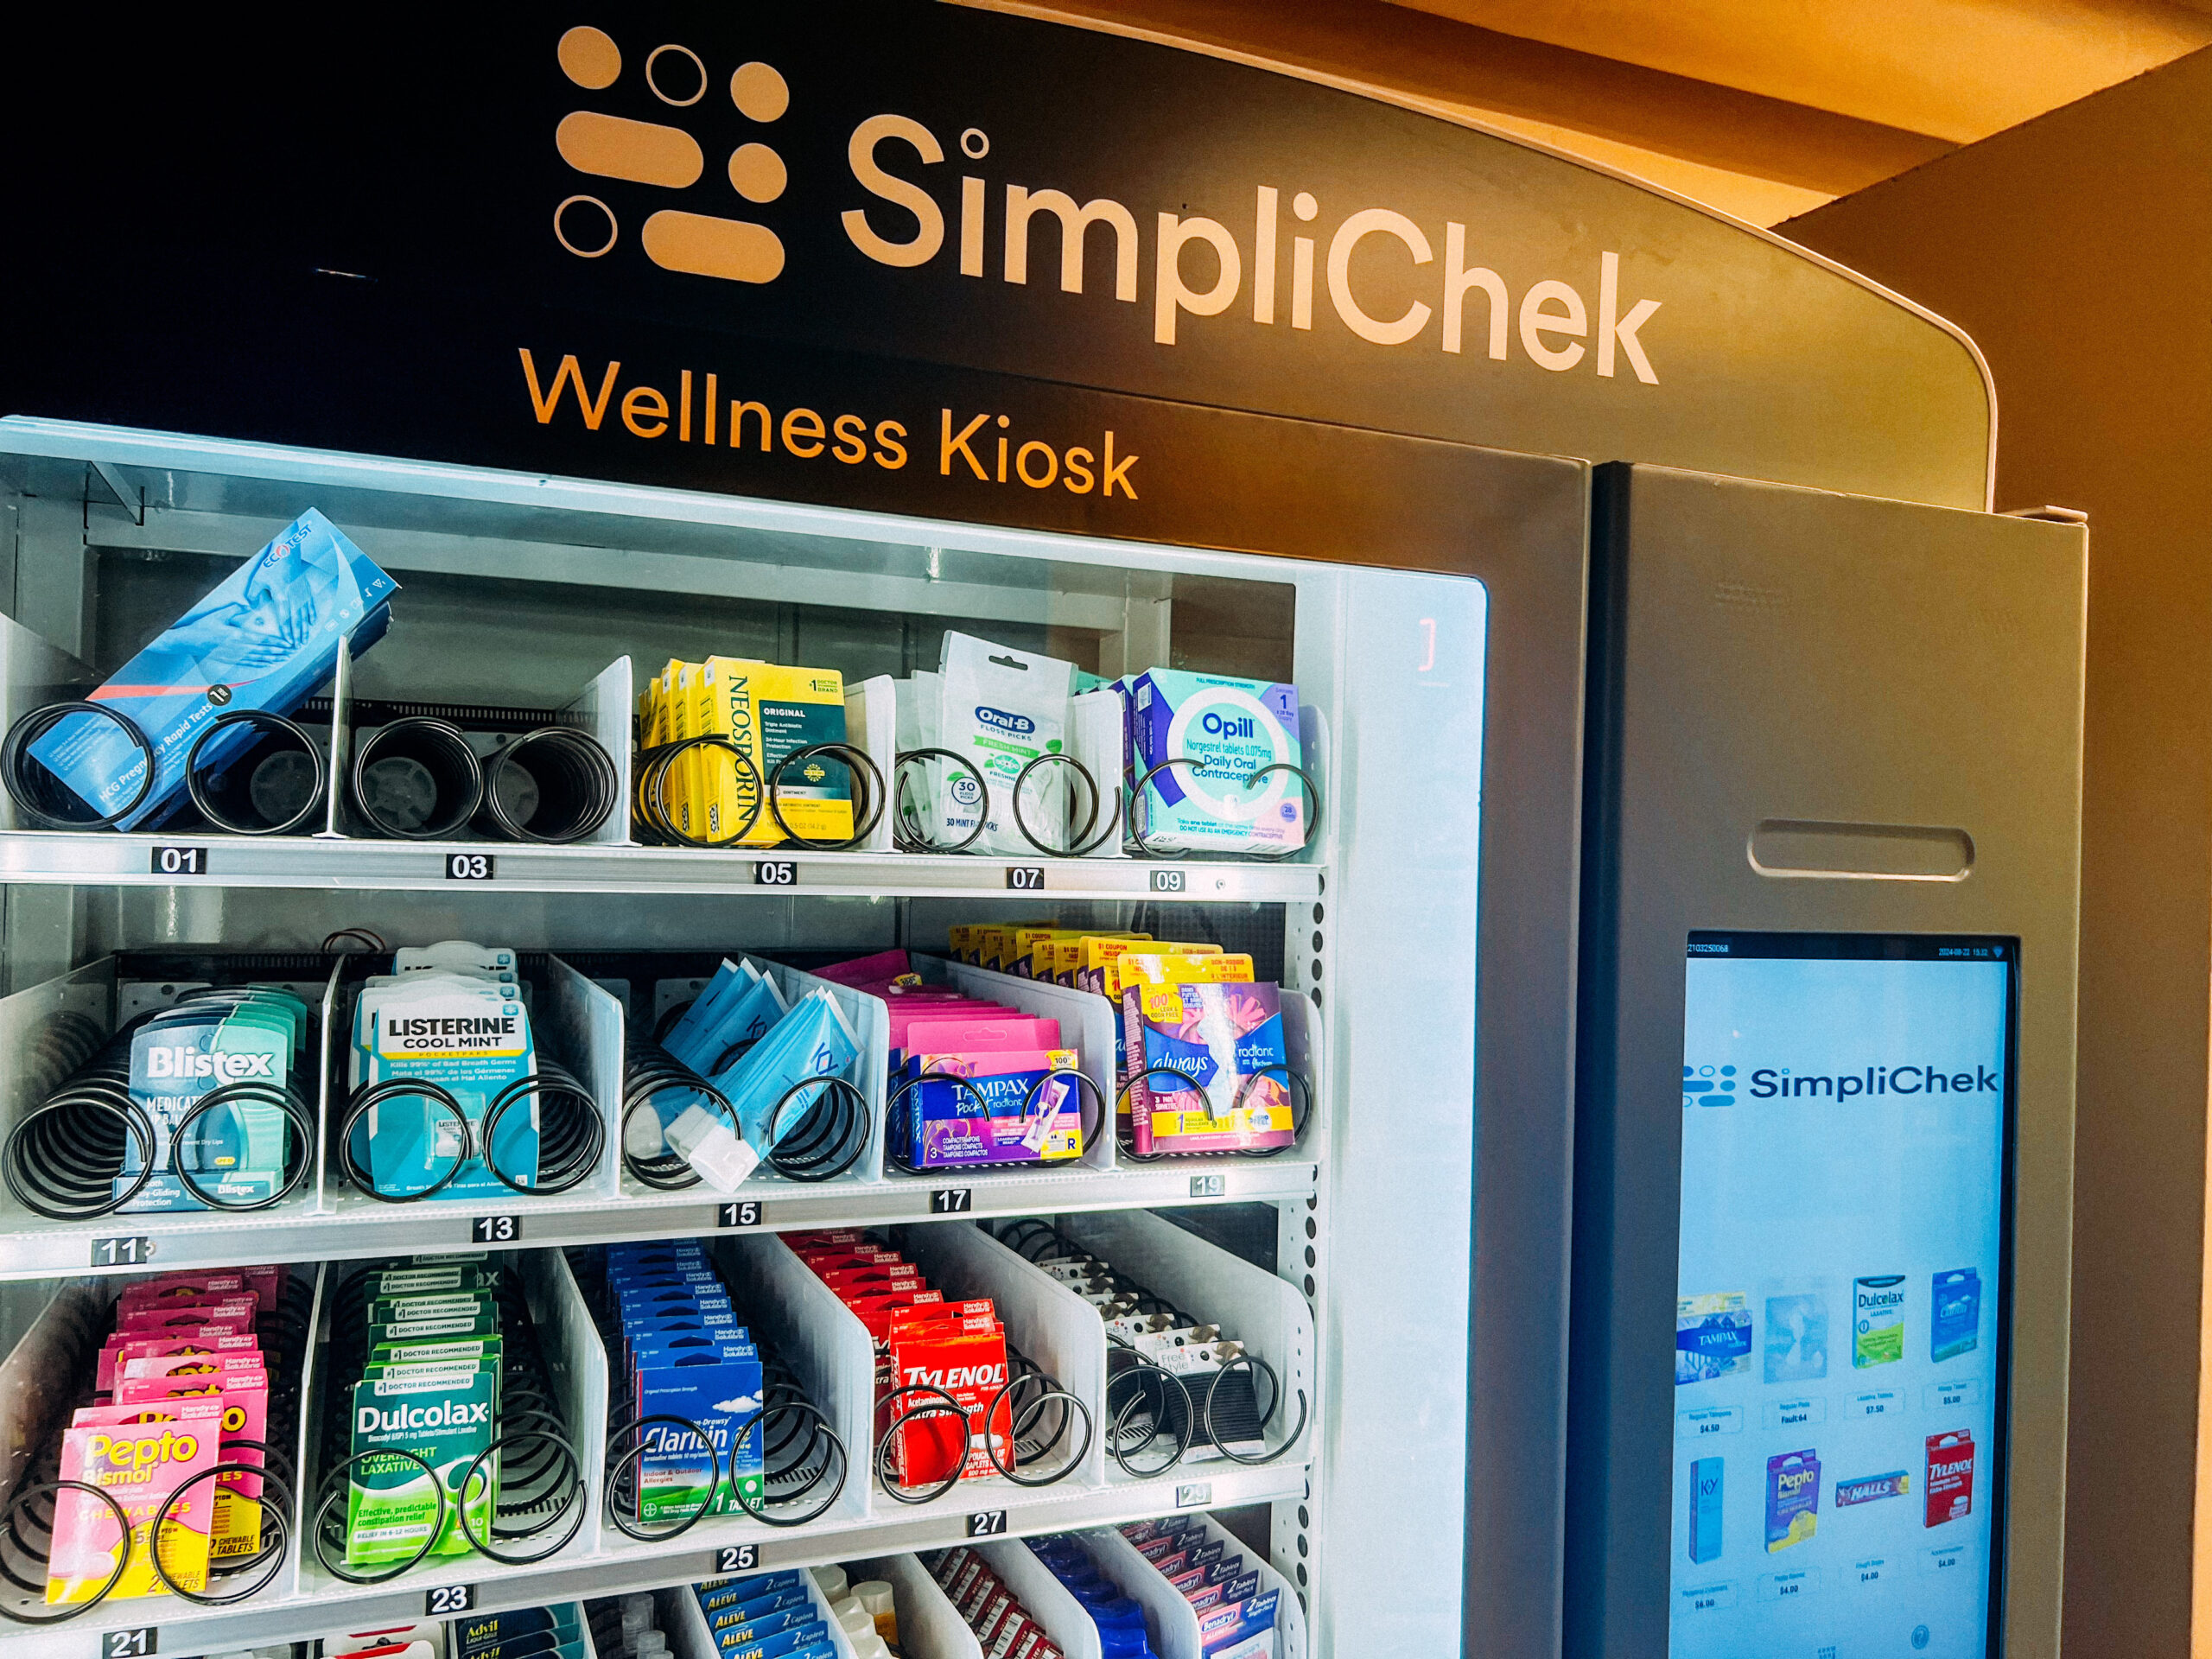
0,7,2081,1659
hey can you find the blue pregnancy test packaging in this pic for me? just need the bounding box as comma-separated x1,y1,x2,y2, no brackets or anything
31,509,397,829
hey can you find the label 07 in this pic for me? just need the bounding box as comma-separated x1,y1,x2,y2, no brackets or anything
1005,865,1045,891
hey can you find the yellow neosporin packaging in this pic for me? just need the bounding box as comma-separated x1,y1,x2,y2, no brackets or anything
693,658,854,847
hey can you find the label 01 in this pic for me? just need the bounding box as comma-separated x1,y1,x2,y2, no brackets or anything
968,1510,1008,1537
92,1236,155,1268
470,1215,521,1243
150,846,206,876
426,1585,475,1615
716,1543,759,1573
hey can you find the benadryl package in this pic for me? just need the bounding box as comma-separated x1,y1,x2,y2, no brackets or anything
30,508,397,829
1128,668,1306,855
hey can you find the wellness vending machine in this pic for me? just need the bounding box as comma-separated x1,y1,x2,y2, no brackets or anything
1568,467,2085,1659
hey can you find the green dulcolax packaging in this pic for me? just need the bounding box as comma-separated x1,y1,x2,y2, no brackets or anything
346,1363,499,1564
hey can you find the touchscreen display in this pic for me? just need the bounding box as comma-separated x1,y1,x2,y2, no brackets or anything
1670,933,2012,1659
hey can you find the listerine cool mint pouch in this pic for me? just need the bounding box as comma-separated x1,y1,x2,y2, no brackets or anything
351,971,537,1201
1128,668,1306,855
30,509,397,830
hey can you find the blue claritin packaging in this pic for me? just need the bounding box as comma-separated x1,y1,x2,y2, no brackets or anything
30,508,397,829
1127,668,1306,855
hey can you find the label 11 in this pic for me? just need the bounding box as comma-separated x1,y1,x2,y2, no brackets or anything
471,1215,521,1243
427,1584,475,1615
150,846,205,876
968,1510,1008,1536
92,1236,155,1268
716,1543,759,1573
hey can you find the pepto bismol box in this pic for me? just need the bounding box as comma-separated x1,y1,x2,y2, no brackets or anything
1930,1268,1981,1363
1853,1275,1907,1369
1764,1449,1820,1553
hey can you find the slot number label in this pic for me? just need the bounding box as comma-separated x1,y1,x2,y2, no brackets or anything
471,1215,522,1243
968,1510,1008,1537
716,1543,759,1574
1005,865,1045,891
91,1236,155,1268
1149,868,1186,893
1175,1482,1213,1509
717,1201,762,1229
150,846,206,876
426,1585,476,1616
103,1630,156,1658
1188,1174,1226,1198
930,1188,974,1215
754,861,798,887
445,853,496,880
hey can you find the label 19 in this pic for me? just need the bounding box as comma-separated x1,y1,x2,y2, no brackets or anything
427,1584,475,1615
1005,865,1045,891
150,846,205,876
1149,868,1186,893
930,1188,974,1214
967,1510,1008,1537
92,1236,155,1268
1188,1174,1226,1198
754,861,798,886
471,1215,521,1243
716,1543,759,1574
718,1201,761,1228
104,1630,156,1658
446,853,495,880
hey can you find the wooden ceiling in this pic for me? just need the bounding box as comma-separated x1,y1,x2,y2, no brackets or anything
959,0,2212,224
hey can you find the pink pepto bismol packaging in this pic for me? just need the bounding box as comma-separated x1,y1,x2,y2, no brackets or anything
48,1398,222,1603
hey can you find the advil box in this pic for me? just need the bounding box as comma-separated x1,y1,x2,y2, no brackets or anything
1924,1429,1975,1528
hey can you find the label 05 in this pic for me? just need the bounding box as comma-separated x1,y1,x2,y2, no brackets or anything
471,1215,521,1243
426,1585,475,1615
755,861,798,886
718,1201,762,1228
716,1543,759,1574
968,1510,1008,1537
151,846,206,876
92,1236,155,1268
446,853,495,880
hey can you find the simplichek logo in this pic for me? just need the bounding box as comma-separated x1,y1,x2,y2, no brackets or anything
975,706,1036,736
551,25,788,284
1681,1063,1736,1108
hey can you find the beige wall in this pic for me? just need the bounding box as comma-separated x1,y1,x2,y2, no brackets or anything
1787,48,2212,1656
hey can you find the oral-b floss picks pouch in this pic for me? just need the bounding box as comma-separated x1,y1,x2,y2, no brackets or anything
1128,670,1305,855
896,671,961,847
938,633,1074,855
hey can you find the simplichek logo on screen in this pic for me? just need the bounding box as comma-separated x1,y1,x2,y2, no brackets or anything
1681,1064,1737,1108
1749,1065,1999,1100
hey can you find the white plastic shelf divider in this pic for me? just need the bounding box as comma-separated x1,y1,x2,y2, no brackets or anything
0,831,1324,900
846,1552,982,1659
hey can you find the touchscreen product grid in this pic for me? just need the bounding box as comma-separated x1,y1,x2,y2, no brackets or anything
1672,938,2009,1659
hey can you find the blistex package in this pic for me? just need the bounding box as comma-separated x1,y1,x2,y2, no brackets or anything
351,954,537,1201
346,1356,499,1564
1930,1268,1980,1363
122,987,306,1211
937,632,1076,855
1853,1274,1907,1369
1764,1447,1821,1553
1676,1292,1752,1384
1127,668,1306,855
30,508,397,830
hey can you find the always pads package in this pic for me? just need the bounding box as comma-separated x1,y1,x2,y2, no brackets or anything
1128,668,1306,855
123,988,306,1211
30,508,397,830
352,952,537,1200
937,633,1075,855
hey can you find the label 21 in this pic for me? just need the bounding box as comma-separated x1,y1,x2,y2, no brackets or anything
104,1631,156,1659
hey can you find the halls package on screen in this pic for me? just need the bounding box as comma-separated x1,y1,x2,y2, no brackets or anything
1670,936,2011,1659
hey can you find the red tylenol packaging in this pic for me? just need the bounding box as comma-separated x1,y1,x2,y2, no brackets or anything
887,1306,1011,1484
1924,1429,1975,1528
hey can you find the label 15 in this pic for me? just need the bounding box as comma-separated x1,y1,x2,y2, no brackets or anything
471,1215,522,1243
446,853,495,880
716,1543,759,1573
104,1630,156,1659
968,1510,1008,1536
718,1201,761,1228
427,1585,475,1615
151,846,205,876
